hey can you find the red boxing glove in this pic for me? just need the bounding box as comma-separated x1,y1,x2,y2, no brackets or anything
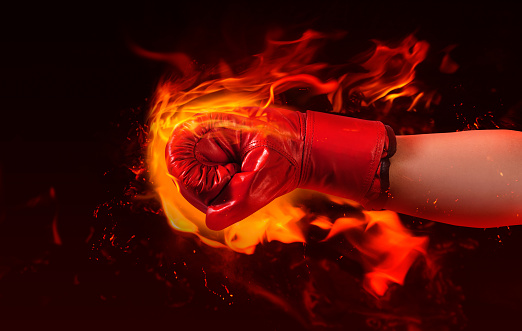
166,107,396,231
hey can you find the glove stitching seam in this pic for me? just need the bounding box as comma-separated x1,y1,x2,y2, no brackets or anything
241,141,299,169
242,141,301,191
193,136,210,166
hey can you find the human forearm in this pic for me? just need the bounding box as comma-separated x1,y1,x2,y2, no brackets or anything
385,130,522,227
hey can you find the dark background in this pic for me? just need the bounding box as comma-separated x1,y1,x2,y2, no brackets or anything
1,1,522,330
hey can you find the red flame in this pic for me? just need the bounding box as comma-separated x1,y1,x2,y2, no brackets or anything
313,210,428,296
439,45,460,74
144,30,433,296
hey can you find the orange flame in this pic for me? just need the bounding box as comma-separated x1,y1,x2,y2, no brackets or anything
317,210,428,296
145,30,430,295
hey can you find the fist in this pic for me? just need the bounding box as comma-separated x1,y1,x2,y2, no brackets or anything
166,107,394,231
165,107,306,230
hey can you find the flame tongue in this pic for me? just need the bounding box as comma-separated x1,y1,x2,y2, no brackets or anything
146,30,430,295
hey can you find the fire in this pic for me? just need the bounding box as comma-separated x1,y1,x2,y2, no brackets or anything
318,210,428,296
145,30,432,295
331,34,432,114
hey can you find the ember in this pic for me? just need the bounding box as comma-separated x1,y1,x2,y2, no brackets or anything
3,3,522,330
144,30,437,297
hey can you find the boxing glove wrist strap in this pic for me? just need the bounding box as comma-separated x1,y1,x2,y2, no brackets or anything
361,124,397,210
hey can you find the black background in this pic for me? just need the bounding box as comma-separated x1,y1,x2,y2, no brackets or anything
1,1,522,330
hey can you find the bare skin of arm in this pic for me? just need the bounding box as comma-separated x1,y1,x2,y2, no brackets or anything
385,130,522,228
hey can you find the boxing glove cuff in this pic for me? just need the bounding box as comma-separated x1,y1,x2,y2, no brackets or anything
299,110,396,209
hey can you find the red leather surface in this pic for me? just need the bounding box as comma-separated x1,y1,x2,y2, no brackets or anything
299,110,386,202
166,108,305,230
165,107,390,230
